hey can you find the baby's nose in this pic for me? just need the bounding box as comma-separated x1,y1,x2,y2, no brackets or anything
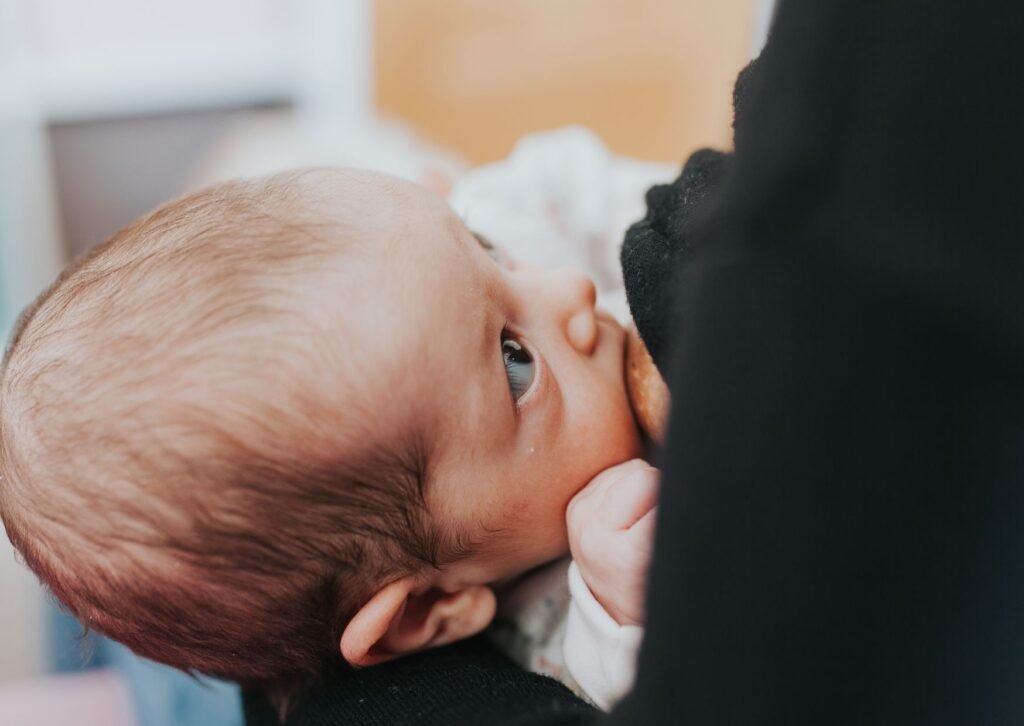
567,307,597,355
553,268,598,355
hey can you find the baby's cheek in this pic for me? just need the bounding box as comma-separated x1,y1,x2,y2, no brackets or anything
507,496,532,520
584,397,643,468
504,486,571,557
498,469,563,523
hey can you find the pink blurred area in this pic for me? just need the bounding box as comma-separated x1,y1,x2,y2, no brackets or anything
0,669,136,726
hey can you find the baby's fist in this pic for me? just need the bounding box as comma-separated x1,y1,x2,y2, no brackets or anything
566,459,659,626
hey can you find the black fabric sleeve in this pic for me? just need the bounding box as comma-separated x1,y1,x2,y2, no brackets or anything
613,1,1024,724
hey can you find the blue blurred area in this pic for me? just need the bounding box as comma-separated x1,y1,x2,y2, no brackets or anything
49,606,243,726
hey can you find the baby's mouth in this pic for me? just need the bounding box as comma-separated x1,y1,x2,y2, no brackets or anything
593,310,627,378
594,310,622,341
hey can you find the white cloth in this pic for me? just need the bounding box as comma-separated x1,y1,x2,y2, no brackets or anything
564,561,644,710
487,558,644,711
487,559,578,693
448,126,676,326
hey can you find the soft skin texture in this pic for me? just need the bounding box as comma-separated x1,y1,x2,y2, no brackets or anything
335,174,644,666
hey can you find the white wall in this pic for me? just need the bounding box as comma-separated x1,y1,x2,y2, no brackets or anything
0,101,60,683
752,0,777,54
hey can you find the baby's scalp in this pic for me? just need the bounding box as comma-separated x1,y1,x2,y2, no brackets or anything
0,169,449,688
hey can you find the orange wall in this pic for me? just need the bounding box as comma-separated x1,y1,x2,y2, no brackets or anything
376,0,755,164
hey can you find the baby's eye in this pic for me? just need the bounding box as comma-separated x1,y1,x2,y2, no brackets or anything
501,334,535,402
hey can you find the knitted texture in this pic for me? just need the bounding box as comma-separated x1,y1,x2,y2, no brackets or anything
619,56,761,373
243,637,594,726
620,148,729,374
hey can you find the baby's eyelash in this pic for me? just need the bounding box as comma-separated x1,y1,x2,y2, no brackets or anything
500,324,537,407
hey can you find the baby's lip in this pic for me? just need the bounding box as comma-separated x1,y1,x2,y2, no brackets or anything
594,309,623,332
595,311,625,358
593,309,628,381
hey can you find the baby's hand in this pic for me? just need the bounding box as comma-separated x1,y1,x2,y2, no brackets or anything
566,459,659,626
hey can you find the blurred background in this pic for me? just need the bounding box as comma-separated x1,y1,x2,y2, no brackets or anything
0,1,772,724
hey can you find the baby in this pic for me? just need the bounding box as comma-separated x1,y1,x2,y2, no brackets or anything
0,167,659,710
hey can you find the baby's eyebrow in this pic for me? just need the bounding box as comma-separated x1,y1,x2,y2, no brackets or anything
470,230,511,269
472,231,496,251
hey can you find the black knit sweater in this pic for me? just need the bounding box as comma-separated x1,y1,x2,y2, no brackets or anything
243,637,594,726
247,1,1024,723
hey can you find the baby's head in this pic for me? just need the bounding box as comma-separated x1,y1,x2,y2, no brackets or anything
0,168,641,691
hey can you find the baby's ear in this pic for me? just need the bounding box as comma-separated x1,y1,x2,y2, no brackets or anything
340,577,496,667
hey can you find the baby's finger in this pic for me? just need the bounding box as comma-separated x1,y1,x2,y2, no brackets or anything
625,506,658,556
598,465,659,531
568,459,649,522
